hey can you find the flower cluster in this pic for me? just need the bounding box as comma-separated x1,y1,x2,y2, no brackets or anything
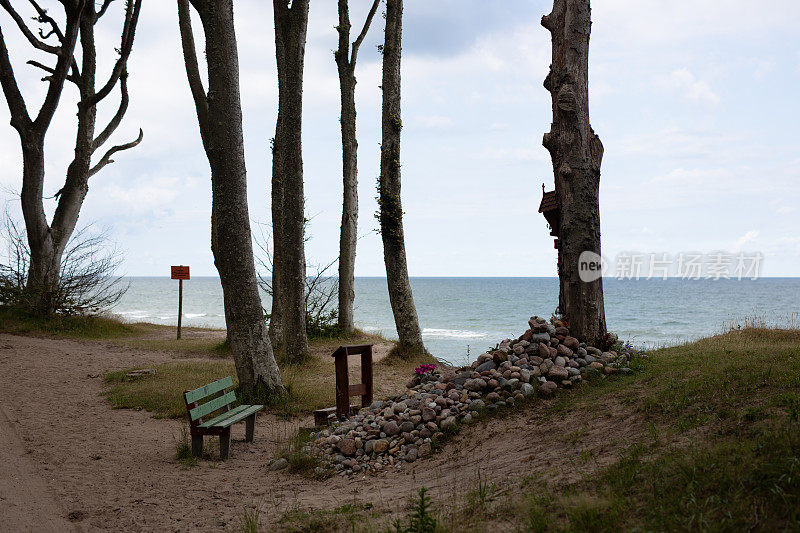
414,363,437,376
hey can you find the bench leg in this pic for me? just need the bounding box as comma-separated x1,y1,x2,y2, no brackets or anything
219,428,231,460
191,434,203,458
245,413,256,443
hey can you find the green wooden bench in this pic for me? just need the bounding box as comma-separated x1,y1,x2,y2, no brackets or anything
183,376,263,460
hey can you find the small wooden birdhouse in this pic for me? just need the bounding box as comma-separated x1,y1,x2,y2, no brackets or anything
538,184,559,237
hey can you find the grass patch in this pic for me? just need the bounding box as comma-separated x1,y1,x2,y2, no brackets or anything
174,427,198,467
0,306,139,338
278,502,378,533
276,427,332,479
104,360,236,418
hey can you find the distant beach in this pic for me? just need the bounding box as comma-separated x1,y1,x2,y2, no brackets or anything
113,277,800,364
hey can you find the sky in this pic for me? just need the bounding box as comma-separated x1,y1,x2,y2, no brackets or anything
1,0,799,277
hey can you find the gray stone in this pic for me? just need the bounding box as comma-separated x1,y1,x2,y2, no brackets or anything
476,360,497,373
531,332,551,343
269,458,289,471
440,416,457,431
383,421,401,436
468,399,486,411
520,382,535,397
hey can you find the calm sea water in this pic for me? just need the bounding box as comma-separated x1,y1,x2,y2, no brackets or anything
112,277,800,365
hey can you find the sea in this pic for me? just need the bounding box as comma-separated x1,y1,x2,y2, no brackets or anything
112,277,800,365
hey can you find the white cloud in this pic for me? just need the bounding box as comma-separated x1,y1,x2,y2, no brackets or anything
733,230,760,251
666,69,720,105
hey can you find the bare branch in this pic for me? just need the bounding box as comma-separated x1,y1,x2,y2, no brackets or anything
91,73,129,151
87,128,142,177
350,0,379,66
0,0,60,54
26,59,79,85
0,26,33,131
28,0,66,42
95,0,114,20
32,0,85,134
85,0,141,107
177,0,209,143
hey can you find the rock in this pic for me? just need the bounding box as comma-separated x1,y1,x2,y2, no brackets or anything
492,350,508,364
585,354,596,364
365,440,374,454
476,360,497,373
383,421,401,436
586,346,602,356
440,416,457,431
538,342,551,358
451,372,471,386
400,421,415,433
337,438,357,457
373,439,389,453
519,369,532,383
468,399,486,411
405,447,419,462
531,332,551,343
422,407,436,422
520,382,535,397
555,326,570,336
269,458,289,471
557,344,574,357
521,329,534,342
548,366,569,381
563,336,580,349
507,378,520,390
589,361,604,371
419,442,432,458
554,356,566,367
393,402,408,414
513,345,525,356
568,367,580,377
539,381,558,397
486,392,501,403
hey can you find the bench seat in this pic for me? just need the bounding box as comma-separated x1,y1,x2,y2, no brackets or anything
184,376,263,459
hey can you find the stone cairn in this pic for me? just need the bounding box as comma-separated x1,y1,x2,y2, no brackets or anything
306,316,638,476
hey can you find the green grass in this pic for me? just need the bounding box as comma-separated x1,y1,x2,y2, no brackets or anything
0,306,140,338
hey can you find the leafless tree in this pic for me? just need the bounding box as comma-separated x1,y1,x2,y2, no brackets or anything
177,0,283,397
334,0,379,334
0,0,143,316
542,0,607,342
0,212,128,314
378,0,426,356
272,0,310,364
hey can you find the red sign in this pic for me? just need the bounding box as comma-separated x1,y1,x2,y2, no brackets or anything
171,265,190,280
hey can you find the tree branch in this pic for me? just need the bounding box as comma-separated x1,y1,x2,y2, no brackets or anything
91,73,129,152
177,0,209,144
26,59,79,85
350,0,379,66
32,0,85,134
28,0,66,42
87,128,142,177
0,25,32,131
85,0,141,107
95,0,114,20
0,0,60,54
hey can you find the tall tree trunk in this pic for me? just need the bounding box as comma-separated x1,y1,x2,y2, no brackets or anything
0,0,142,315
178,0,283,397
542,0,607,343
273,0,310,364
379,0,426,356
335,0,379,335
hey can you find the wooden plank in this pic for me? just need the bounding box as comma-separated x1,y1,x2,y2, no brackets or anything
212,404,263,429
184,377,233,404
334,352,349,419
197,404,251,428
361,346,373,407
349,384,366,396
188,391,236,421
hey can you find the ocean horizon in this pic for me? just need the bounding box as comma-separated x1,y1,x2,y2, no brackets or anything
112,276,800,365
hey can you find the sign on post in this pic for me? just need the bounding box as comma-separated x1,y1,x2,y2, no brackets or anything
171,265,190,339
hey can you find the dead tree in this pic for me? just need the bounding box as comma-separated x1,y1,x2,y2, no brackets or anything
178,0,283,397
0,0,143,315
542,0,607,343
378,0,426,356
272,0,309,364
334,0,379,334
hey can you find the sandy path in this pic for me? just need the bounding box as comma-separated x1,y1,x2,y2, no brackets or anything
0,333,644,531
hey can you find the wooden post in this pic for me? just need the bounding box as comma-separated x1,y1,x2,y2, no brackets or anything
331,344,374,419
177,278,183,340
334,350,349,420
361,346,373,408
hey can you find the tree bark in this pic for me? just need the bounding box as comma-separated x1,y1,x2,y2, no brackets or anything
0,0,142,315
379,0,426,356
178,0,283,397
335,0,379,334
272,0,310,364
542,0,607,343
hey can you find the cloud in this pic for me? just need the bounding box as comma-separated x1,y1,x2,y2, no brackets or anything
733,230,760,251
666,69,720,105
415,115,453,129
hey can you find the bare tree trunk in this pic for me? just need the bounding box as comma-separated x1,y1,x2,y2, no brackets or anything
335,0,379,335
0,0,142,315
273,0,309,364
379,0,426,356
178,0,283,397
542,0,607,343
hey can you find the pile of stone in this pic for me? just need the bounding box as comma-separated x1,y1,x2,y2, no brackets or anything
304,316,638,476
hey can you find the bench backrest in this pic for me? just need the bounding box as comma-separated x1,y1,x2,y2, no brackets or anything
184,376,236,422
